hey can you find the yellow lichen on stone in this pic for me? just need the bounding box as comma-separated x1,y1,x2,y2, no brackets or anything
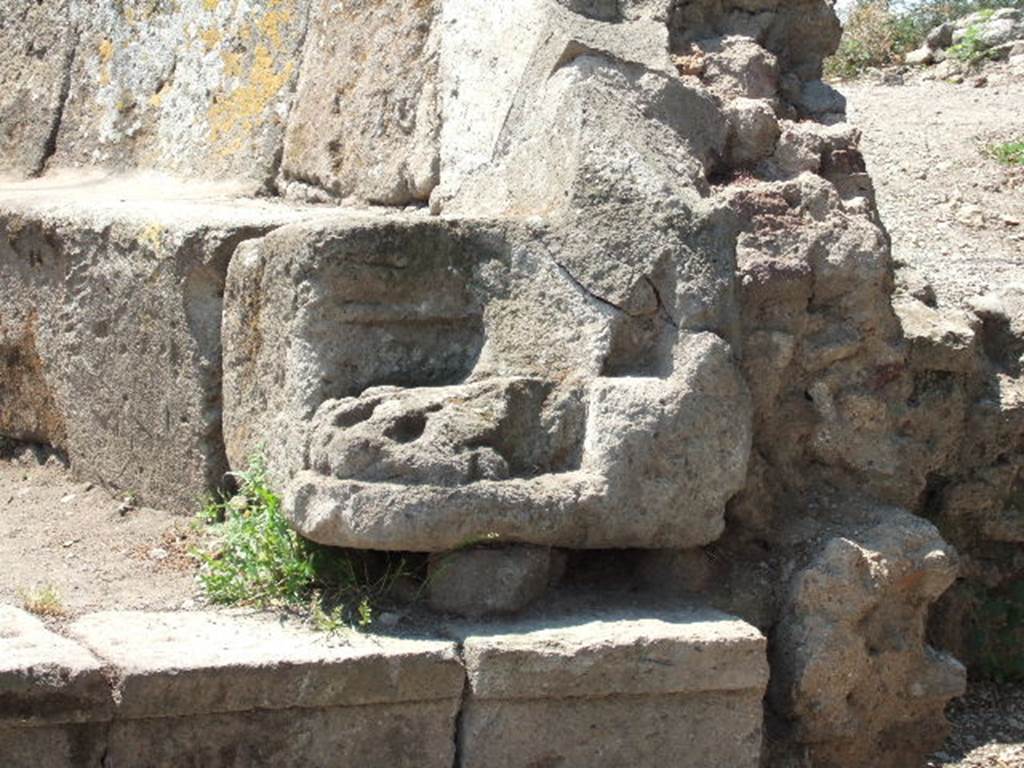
140,224,164,254
115,91,136,113
149,82,170,109
203,0,220,11
98,39,114,63
201,27,222,51
208,42,293,157
221,50,243,78
257,4,293,49
97,39,115,87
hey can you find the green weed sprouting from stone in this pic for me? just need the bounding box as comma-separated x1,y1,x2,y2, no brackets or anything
948,19,996,63
989,140,1024,166
193,452,413,630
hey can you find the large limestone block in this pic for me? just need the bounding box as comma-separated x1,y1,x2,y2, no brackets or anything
68,610,466,718
427,546,557,616
0,605,112,726
223,215,752,551
104,702,459,768
436,5,739,345
455,605,768,768
0,605,110,768
0,174,321,510
69,610,464,767
280,0,441,204
0,723,108,768
222,212,495,479
3,608,463,767
0,0,74,177
50,0,310,188
437,0,690,212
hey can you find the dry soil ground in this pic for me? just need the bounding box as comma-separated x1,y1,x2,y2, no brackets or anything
0,444,198,618
845,71,1024,311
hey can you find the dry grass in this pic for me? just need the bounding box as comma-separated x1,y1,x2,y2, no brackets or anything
20,584,67,618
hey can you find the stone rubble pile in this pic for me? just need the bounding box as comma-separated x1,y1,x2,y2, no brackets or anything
2,1,1023,766
905,7,1024,75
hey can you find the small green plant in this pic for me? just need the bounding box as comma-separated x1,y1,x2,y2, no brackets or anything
826,0,1024,79
20,584,67,618
948,22,989,62
989,140,1024,166
194,453,414,630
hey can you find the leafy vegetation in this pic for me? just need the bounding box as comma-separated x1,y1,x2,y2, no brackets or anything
827,1,920,78
989,139,1024,166
948,18,992,63
826,0,1024,78
20,584,67,618
193,453,414,630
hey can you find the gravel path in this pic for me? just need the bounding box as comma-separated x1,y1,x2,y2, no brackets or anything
845,74,1024,310
844,71,1024,768
929,683,1024,768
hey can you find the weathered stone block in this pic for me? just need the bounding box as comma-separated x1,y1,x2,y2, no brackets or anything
770,509,967,768
895,297,979,373
223,215,752,552
427,546,556,616
0,606,111,727
68,610,465,718
460,692,763,768
3,607,465,767
0,723,108,768
0,605,110,767
104,702,458,768
0,0,73,177
0,174,319,509
280,0,441,204
456,606,768,768
70,610,463,767
437,0,691,214
51,0,310,189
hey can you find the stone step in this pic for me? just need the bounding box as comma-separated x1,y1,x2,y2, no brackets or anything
453,604,768,768
0,172,351,510
0,602,767,768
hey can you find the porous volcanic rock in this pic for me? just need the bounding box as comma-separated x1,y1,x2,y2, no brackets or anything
1,1,1016,765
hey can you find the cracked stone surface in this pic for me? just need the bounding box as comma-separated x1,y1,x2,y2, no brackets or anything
223,215,752,551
